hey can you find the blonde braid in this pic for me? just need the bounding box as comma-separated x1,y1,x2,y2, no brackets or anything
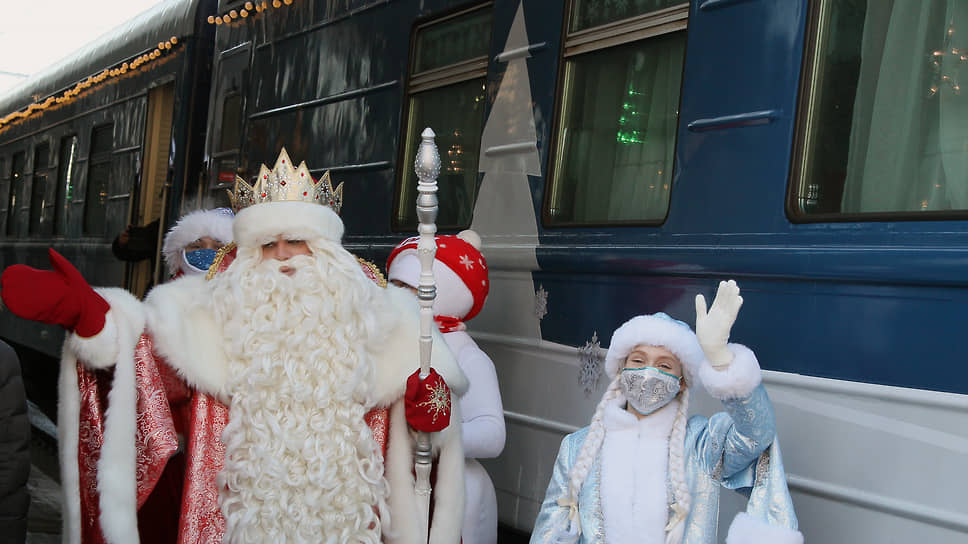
665,386,692,544
557,376,624,533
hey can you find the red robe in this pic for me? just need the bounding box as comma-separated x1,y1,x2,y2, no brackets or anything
71,250,394,543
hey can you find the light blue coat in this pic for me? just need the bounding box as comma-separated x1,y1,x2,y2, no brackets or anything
531,385,801,544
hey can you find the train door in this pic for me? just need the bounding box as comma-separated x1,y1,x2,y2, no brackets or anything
204,44,250,209
126,82,175,298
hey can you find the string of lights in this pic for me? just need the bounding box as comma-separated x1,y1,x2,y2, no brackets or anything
207,0,295,25
0,36,181,132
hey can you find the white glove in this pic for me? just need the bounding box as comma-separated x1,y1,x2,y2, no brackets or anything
695,280,744,370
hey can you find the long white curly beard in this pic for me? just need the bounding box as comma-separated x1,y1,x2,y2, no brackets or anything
209,243,392,543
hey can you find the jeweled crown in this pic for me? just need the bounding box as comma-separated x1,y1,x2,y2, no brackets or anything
229,148,343,213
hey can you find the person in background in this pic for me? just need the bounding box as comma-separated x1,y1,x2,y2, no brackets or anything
160,208,234,278
111,219,160,263
0,340,29,544
387,229,507,544
531,281,802,544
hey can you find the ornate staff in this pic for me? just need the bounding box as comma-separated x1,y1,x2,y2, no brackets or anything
414,127,440,543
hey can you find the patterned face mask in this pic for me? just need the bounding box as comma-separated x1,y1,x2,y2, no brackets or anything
619,366,681,415
183,248,218,274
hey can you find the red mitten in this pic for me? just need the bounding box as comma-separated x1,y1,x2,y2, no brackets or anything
1,249,110,337
405,368,452,432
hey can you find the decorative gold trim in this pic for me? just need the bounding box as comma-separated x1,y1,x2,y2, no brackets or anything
356,257,387,288
206,242,237,280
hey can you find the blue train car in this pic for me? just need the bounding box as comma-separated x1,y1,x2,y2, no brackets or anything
0,0,217,415
2,0,966,541
192,0,968,541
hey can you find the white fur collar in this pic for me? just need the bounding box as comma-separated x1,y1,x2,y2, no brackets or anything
601,398,680,544
370,286,468,407
143,275,230,402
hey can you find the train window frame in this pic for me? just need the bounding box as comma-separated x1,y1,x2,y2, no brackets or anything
28,141,54,236
6,151,26,237
55,135,79,236
391,2,494,233
0,156,6,235
787,0,968,223
208,43,251,191
542,2,689,229
83,123,115,237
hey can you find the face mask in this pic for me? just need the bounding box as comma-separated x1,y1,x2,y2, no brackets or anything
619,367,681,415
182,248,218,274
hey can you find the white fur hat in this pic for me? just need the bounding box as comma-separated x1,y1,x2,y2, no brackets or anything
604,313,708,384
232,201,344,250
162,208,235,276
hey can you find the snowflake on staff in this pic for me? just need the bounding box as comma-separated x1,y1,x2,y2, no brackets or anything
418,380,451,424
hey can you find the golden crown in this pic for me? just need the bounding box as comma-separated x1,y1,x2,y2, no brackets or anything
228,148,343,213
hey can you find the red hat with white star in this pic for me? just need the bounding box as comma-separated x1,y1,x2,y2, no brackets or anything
387,230,489,321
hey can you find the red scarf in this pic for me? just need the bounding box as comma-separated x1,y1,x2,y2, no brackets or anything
434,315,466,334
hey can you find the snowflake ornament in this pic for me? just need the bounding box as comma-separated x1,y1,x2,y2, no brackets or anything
417,379,451,425
534,285,548,320
578,331,604,396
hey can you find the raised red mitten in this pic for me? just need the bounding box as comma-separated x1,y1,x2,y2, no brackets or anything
404,368,452,432
1,249,109,337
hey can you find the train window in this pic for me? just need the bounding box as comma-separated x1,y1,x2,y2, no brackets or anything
84,124,114,237
545,3,687,226
55,135,78,235
29,143,53,236
792,0,968,219
569,0,683,32
394,5,492,231
6,152,25,236
219,93,243,153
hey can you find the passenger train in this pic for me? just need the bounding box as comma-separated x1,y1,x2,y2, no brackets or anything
1,1,966,542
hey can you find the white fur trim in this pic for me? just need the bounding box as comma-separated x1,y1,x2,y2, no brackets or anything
144,275,230,401
58,352,81,544
371,286,469,406
726,512,804,544
162,209,234,276
97,324,140,543
384,397,465,544
63,288,146,369
233,201,343,249
605,314,706,381
601,400,678,544
697,344,762,400
59,287,146,543
387,253,474,319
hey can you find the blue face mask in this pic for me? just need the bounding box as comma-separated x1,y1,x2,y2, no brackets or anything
183,248,218,273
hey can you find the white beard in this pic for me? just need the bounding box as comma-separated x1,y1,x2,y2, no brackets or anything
209,242,393,543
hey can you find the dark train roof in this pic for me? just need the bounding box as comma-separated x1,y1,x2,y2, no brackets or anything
0,0,206,115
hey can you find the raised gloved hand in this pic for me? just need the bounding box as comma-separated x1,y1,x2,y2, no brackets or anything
1,249,110,337
695,280,743,370
405,368,452,432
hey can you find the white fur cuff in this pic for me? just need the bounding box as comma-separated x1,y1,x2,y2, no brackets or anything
726,512,804,544
64,288,146,369
697,344,761,400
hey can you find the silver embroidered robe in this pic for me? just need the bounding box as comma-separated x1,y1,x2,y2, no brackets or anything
530,385,800,544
